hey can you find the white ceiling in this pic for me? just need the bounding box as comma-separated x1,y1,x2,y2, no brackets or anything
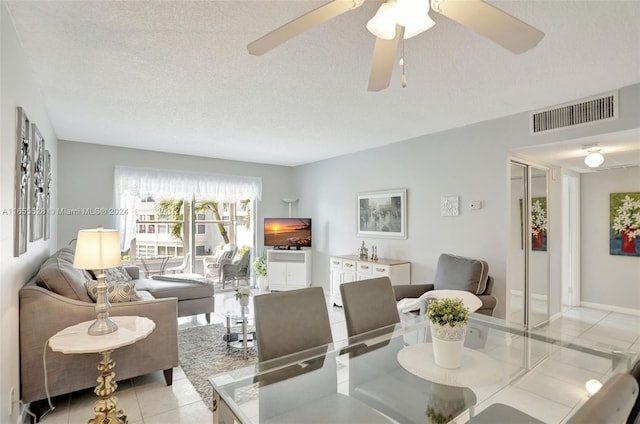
5,0,640,168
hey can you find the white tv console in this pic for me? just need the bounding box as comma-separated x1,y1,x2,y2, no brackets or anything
266,249,311,291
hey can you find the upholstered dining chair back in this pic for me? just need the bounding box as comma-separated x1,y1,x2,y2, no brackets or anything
253,286,333,362
340,277,400,338
566,373,639,424
628,359,640,424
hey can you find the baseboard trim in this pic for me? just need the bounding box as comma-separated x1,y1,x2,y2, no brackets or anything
580,301,640,316
549,311,563,322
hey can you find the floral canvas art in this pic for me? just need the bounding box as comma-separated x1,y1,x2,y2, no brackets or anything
610,192,640,257
531,197,548,251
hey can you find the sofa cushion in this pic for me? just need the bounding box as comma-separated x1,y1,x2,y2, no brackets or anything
134,278,214,301
85,280,140,303
37,253,94,302
433,254,489,295
92,266,133,284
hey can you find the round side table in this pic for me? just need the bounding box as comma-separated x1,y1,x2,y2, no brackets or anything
48,316,155,424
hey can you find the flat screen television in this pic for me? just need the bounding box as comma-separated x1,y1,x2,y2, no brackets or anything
264,218,312,249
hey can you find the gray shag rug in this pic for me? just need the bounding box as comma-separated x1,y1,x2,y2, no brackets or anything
178,324,257,410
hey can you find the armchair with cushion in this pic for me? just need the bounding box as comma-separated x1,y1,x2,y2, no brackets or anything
394,253,497,317
203,244,237,280
221,249,251,288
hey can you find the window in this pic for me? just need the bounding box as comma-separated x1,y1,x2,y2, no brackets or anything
115,166,262,275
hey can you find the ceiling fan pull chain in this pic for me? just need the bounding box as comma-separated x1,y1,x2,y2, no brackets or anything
400,36,407,88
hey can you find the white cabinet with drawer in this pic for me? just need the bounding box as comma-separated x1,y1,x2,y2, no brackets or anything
330,255,411,306
329,257,356,306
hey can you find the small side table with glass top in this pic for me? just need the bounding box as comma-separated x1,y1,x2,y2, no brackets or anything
223,306,255,359
48,316,155,424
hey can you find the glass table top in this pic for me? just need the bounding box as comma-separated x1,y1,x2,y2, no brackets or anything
209,313,638,424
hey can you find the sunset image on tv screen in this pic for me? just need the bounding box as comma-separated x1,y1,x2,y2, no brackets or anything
264,218,311,247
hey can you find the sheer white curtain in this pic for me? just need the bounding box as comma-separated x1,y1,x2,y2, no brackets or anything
114,166,262,249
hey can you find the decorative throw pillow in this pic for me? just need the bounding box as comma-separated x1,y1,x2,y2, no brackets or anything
92,266,133,284
85,280,140,303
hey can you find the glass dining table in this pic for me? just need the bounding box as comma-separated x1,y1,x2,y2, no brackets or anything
209,313,638,424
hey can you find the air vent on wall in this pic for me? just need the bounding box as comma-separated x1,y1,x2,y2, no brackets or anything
530,91,618,135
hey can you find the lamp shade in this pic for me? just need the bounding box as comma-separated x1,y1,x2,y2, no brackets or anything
73,226,122,270
397,0,435,39
584,151,604,168
366,0,398,40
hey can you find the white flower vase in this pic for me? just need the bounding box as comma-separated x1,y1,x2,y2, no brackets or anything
239,296,250,307
257,275,268,291
430,322,466,369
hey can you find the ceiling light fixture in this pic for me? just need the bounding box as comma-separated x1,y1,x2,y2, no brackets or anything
397,0,436,39
583,144,605,168
366,0,398,40
367,0,435,40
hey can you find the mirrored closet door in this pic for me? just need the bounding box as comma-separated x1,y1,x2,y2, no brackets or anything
508,161,550,329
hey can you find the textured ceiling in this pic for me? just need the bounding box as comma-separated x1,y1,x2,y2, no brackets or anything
5,0,640,167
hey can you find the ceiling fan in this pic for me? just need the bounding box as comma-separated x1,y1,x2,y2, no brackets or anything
247,0,544,91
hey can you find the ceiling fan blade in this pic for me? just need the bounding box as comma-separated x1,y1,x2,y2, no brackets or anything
433,0,544,54
368,25,402,92
247,0,365,56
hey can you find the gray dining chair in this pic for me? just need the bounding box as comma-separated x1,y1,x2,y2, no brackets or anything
340,277,478,423
340,276,400,337
253,287,393,423
628,359,640,424
565,373,638,424
253,286,333,362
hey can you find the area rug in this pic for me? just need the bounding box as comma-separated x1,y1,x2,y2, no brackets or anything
178,324,257,410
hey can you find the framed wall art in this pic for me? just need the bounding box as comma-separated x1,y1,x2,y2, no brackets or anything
44,149,52,240
14,107,30,256
610,192,640,257
29,123,45,242
519,196,548,251
357,189,407,239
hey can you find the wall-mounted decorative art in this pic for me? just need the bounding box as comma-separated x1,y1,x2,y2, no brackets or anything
14,107,30,256
44,149,52,240
610,192,640,257
441,196,459,217
357,189,407,239
30,123,45,242
519,197,548,251
530,197,548,251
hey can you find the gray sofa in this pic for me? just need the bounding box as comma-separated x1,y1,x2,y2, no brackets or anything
19,246,212,420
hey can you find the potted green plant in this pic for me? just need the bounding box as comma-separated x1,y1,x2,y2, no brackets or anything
253,252,268,290
427,297,470,369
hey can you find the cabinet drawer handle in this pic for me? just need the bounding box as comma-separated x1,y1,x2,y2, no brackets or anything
360,265,369,270
332,261,340,265
345,263,353,268
375,267,386,272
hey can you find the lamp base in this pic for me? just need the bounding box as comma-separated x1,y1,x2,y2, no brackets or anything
88,317,119,336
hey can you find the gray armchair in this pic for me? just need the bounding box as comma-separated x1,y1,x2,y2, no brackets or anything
394,253,497,316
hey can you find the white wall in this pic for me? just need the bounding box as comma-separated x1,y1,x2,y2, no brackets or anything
57,141,296,249
294,84,640,319
581,167,640,311
1,4,59,422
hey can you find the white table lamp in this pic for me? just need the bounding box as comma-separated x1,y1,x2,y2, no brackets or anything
73,226,121,335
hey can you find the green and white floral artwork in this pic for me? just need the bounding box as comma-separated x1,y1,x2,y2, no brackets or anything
610,192,640,257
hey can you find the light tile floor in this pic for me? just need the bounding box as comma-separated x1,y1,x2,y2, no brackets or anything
30,291,639,424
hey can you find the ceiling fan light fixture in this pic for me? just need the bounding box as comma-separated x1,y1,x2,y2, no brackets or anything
366,0,398,40
397,0,435,39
